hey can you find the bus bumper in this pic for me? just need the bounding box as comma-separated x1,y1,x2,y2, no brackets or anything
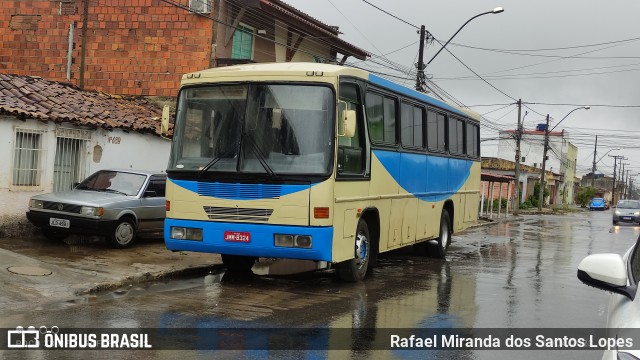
164,219,333,262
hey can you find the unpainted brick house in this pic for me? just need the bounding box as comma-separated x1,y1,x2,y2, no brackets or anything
0,0,369,97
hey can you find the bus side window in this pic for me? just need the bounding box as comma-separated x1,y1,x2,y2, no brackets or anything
338,84,364,175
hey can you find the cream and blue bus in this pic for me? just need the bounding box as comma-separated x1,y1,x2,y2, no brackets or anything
163,63,480,282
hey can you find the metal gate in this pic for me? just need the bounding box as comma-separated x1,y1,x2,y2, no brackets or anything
53,128,91,192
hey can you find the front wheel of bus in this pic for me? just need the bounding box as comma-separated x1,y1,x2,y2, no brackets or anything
221,254,256,274
337,220,370,282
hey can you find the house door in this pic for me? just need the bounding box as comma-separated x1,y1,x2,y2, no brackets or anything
53,128,90,192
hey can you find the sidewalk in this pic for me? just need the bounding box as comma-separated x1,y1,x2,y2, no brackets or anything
0,235,221,311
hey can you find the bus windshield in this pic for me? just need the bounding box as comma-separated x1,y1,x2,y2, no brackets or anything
169,84,334,176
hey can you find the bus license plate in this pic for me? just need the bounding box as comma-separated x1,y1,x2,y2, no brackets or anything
50,218,70,228
223,231,251,243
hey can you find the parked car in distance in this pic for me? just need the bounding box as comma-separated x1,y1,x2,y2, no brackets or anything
589,197,607,211
577,237,640,360
26,169,166,248
612,199,640,225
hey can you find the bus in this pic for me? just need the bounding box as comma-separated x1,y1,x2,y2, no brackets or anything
163,62,481,282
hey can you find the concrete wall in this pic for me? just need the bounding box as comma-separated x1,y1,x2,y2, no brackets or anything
0,116,170,237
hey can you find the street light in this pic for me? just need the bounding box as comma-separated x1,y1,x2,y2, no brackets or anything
596,148,621,164
426,7,504,66
538,106,591,210
416,7,504,91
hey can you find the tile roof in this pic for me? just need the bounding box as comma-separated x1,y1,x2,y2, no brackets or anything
0,73,166,136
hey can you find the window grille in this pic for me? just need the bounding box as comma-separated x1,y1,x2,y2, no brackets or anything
53,128,91,192
13,128,46,187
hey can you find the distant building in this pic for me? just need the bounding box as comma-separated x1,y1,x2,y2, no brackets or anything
497,124,578,205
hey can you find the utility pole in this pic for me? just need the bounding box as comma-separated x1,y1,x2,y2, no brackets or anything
513,100,523,215
621,163,628,199
538,114,550,211
415,25,427,93
590,135,598,187
610,155,623,204
626,169,631,199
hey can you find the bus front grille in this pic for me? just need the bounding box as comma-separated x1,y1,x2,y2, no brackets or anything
203,206,274,222
197,183,282,200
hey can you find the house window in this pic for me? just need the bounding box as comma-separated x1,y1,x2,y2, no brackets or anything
13,129,46,187
232,25,253,60
188,0,211,14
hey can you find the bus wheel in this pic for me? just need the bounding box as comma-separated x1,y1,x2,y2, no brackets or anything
337,220,370,282
222,254,256,273
429,209,451,259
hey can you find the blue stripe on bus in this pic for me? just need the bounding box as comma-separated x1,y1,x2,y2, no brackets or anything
373,150,472,202
171,179,312,200
165,219,333,262
368,74,468,117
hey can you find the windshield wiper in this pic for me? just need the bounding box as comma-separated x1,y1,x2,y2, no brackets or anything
240,131,277,178
198,143,241,177
99,188,129,196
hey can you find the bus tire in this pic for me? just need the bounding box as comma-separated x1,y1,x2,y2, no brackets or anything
429,209,451,259
337,220,370,282
222,254,256,273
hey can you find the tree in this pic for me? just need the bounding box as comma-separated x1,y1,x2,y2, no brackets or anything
527,182,549,207
575,186,596,207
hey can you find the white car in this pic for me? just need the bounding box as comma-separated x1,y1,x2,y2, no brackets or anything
578,241,640,359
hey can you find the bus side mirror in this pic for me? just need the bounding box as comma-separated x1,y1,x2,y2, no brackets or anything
161,105,170,135
340,109,356,138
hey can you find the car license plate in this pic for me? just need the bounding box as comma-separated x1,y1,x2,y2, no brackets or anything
223,231,251,243
623,217,632,221
50,218,70,228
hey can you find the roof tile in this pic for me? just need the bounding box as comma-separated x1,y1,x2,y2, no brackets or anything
0,73,166,136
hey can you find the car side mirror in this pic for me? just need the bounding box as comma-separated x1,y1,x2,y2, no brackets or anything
577,254,635,300
144,190,157,198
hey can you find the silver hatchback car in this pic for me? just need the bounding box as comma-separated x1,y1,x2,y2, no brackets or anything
26,169,166,248
612,199,640,225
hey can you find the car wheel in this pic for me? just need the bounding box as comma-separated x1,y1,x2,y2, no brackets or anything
42,227,69,242
337,219,371,282
221,254,256,273
613,220,618,225
108,218,136,248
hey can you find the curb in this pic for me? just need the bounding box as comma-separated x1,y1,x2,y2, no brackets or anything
75,263,226,296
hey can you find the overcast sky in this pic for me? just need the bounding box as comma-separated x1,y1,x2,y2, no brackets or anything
286,0,640,180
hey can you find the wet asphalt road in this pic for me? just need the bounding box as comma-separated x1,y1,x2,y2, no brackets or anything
2,211,639,359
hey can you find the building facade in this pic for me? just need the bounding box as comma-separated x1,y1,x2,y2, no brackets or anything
0,0,369,97
497,126,578,205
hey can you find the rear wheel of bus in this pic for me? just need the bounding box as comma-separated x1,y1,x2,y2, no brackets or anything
337,219,370,282
221,254,256,273
430,209,451,259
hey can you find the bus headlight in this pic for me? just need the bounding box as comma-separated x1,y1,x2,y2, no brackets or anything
171,227,203,241
275,234,294,247
274,234,312,248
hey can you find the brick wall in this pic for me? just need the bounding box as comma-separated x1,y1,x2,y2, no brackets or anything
1,0,213,96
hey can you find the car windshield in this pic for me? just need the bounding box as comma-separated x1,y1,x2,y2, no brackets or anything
592,198,603,202
76,171,146,196
168,84,334,177
617,200,640,209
